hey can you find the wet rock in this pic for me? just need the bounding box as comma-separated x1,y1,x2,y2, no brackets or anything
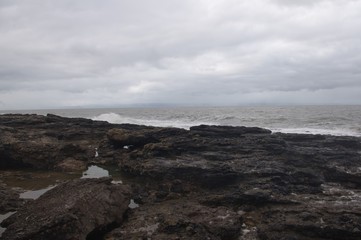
0,114,117,169
107,128,157,148
0,184,25,214
59,143,88,159
120,157,239,188
323,167,361,188
1,178,131,240
1,141,60,169
54,158,87,172
190,125,272,137
105,199,242,240
257,208,361,240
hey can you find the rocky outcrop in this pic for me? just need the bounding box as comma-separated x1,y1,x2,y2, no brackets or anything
111,125,361,239
1,178,131,240
0,114,119,169
1,114,361,239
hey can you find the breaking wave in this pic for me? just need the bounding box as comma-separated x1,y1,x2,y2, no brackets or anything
270,127,361,137
92,112,215,130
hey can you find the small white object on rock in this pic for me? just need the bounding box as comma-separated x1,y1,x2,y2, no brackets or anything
95,148,99,157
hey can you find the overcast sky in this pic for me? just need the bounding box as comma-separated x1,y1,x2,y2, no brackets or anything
1,0,361,110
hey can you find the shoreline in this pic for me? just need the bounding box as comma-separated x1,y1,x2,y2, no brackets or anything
1,105,361,137
1,114,361,239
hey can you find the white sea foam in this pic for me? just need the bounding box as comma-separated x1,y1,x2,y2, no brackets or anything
92,112,215,129
271,127,361,137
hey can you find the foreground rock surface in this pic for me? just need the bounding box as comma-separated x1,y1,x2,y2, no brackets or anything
1,178,131,240
1,114,361,239
106,199,242,240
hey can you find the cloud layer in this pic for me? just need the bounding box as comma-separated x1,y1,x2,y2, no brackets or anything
1,0,361,109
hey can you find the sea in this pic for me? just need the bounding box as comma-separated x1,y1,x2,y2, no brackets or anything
1,105,361,137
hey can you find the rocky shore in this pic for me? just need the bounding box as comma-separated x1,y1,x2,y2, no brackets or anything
0,114,361,239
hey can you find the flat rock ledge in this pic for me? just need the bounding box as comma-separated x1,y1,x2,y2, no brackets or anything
0,178,131,240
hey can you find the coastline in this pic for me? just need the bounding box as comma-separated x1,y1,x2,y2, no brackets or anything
1,105,361,137
1,114,361,239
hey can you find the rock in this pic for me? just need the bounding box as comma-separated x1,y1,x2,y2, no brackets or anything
54,158,87,172
256,207,361,240
323,167,361,187
1,114,361,239
105,199,242,240
1,141,60,169
0,184,26,214
0,114,118,169
190,125,272,137
1,178,131,240
107,128,157,148
120,157,239,188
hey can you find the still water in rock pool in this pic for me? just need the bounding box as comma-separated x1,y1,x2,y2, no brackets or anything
1,165,122,200
82,165,110,179
0,212,15,236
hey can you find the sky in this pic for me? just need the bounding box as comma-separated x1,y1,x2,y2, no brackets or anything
1,0,361,110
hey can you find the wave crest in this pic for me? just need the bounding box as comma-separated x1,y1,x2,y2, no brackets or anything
91,112,215,129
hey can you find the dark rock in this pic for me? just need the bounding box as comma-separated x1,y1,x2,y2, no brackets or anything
119,157,239,188
0,184,26,214
105,199,242,240
190,124,272,137
0,114,117,169
1,178,131,240
54,158,87,172
323,167,361,187
1,141,59,169
107,128,157,148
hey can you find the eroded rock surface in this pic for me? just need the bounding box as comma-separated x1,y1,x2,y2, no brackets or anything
106,199,242,240
1,178,131,240
0,114,123,169
111,125,361,239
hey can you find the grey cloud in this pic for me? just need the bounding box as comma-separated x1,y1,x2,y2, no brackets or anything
0,0,361,109
271,0,327,7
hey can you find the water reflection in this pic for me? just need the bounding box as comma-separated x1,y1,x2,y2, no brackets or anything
0,165,122,201
20,185,56,200
81,165,109,179
0,212,15,236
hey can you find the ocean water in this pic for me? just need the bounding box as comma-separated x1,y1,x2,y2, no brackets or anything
1,105,361,137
